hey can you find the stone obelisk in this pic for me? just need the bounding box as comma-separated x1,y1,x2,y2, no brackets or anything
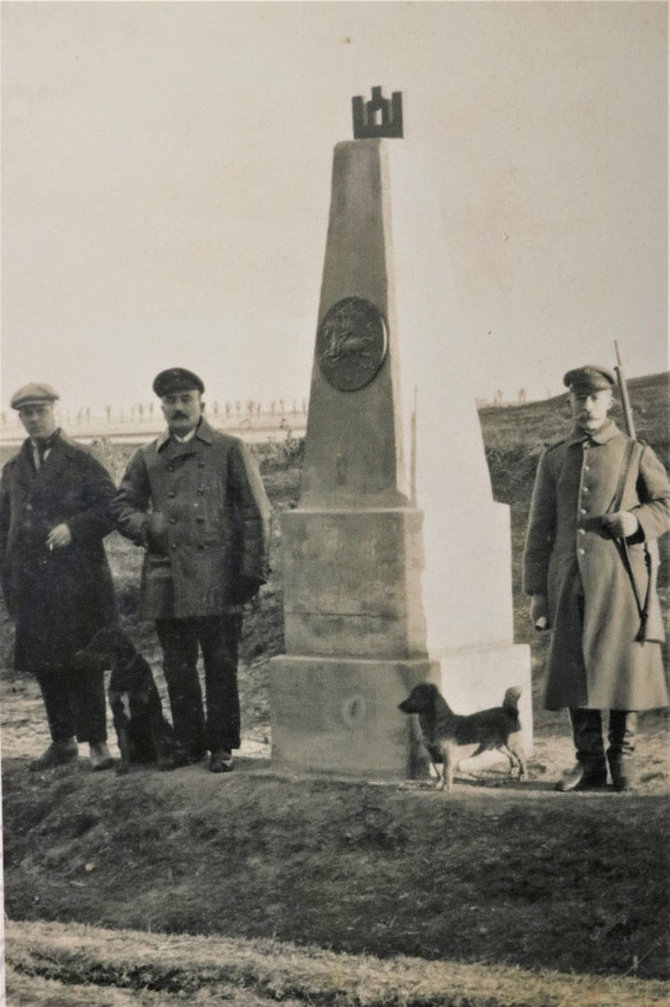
270,88,531,778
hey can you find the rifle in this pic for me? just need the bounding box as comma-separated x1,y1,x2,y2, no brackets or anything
613,339,636,439
611,341,650,641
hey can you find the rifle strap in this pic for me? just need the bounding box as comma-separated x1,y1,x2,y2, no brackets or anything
608,439,651,641
607,438,637,514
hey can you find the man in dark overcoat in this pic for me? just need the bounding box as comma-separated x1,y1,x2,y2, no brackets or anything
524,365,670,791
0,383,117,770
113,368,271,773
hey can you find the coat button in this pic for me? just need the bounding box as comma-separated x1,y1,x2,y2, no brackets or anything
168,491,176,498
578,528,586,535
582,487,589,494
167,465,174,473
169,517,177,524
578,548,585,555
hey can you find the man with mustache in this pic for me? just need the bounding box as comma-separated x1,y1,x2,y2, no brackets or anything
113,368,270,773
523,365,670,791
0,383,117,771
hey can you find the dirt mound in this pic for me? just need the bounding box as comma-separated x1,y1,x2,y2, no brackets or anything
3,693,669,984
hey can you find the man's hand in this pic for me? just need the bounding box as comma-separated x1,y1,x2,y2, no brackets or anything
46,523,72,551
530,594,549,631
145,513,169,554
600,511,639,540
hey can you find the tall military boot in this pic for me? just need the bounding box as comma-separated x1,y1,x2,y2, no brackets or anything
555,709,607,792
607,710,638,791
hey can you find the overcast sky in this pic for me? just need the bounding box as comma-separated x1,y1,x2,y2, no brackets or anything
2,1,667,417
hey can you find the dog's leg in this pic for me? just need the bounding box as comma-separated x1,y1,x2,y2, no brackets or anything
426,744,446,790
506,734,528,780
444,742,457,793
116,723,131,775
109,694,129,775
499,744,519,776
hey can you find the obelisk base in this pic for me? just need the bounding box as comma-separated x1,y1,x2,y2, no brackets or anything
270,655,440,778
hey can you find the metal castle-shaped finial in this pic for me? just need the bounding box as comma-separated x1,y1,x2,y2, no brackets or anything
352,86,403,139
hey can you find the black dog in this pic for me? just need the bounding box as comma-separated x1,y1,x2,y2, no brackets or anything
398,682,527,792
74,626,178,774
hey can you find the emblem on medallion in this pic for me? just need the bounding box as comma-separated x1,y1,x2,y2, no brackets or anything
316,297,388,392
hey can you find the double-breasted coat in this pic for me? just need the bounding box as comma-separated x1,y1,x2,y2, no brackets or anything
112,420,271,620
523,420,670,711
0,433,117,672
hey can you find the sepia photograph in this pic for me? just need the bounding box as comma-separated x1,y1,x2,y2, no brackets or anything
1,2,668,1004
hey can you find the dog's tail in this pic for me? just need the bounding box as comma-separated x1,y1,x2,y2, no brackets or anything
503,686,522,716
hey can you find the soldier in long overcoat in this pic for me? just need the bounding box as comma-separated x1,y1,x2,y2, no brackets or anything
0,384,117,770
524,366,670,791
113,368,271,773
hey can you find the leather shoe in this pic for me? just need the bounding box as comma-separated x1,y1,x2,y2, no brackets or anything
555,762,607,792
89,742,114,771
209,749,234,773
29,738,78,771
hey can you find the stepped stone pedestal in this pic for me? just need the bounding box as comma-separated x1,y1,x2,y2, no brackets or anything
270,94,531,779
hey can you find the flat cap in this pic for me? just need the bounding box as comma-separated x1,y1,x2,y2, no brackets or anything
152,367,205,397
10,382,60,410
563,365,616,393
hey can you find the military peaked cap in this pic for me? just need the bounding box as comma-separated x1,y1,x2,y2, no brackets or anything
152,368,205,397
563,365,616,393
10,382,60,410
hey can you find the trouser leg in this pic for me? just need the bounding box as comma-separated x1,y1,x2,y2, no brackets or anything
607,710,638,790
34,667,76,743
71,666,108,744
156,619,206,761
555,708,607,791
570,708,606,771
198,614,242,752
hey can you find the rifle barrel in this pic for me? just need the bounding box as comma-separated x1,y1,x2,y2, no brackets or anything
613,349,636,439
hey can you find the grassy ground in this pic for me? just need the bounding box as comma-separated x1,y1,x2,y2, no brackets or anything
2,374,669,1003
7,918,670,1007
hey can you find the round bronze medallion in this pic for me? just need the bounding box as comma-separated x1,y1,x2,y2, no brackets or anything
316,297,388,391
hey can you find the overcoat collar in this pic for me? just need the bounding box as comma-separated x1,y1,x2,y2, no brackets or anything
155,417,214,453
566,418,621,447
18,429,79,466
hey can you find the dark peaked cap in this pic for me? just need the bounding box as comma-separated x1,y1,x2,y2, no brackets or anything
153,368,205,397
563,365,616,393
